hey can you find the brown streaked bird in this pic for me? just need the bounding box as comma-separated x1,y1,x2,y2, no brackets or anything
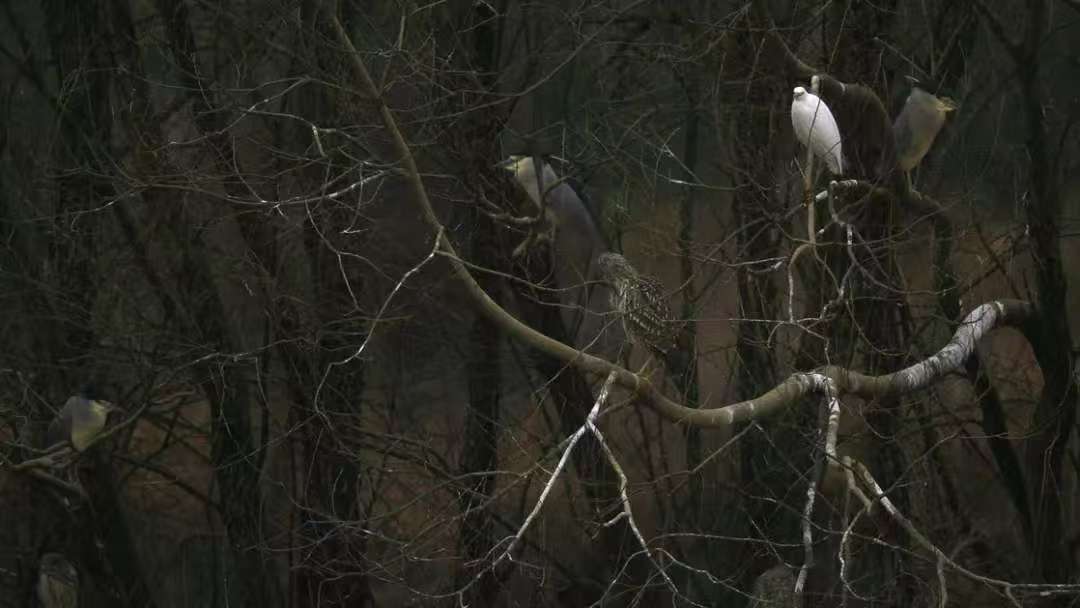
749,564,795,607
45,388,117,452
37,553,78,608
597,253,687,379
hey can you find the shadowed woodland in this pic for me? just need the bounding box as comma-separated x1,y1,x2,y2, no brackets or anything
3,0,1080,606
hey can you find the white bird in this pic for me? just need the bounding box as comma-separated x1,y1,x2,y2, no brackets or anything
791,86,844,175
893,81,957,172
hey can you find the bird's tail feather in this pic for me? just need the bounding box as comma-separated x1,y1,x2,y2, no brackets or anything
663,348,695,393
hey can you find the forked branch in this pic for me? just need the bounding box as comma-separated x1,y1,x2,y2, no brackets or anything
323,7,1036,432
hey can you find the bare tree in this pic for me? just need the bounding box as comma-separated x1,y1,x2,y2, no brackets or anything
2,1,1080,607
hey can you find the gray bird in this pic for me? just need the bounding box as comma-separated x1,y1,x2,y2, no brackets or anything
45,390,117,452
499,154,558,206
37,553,78,608
893,78,957,172
497,154,594,210
497,154,623,358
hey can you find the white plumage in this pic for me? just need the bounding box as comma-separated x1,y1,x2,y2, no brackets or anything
791,86,844,175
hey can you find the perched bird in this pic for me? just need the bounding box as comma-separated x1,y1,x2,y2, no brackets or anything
749,564,795,607
36,553,78,608
497,154,597,211
498,154,561,207
791,86,844,175
497,154,620,358
597,253,686,377
893,78,957,172
497,154,571,257
45,388,117,452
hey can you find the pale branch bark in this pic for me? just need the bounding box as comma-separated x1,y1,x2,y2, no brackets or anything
587,388,679,599
324,9,1037,432
3,458,87,500
795,373,841,603
448,372,618,603
839,456,874,603
312,226,443,413
850,460,1080,601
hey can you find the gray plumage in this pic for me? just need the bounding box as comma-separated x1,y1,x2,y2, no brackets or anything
496,155,621,357
46,395,115,452
37,553,78,608
893,83,956,172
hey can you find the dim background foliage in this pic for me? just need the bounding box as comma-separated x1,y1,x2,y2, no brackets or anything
2,1,1080,607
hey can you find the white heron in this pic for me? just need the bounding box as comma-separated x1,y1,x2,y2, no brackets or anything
791,86,844,175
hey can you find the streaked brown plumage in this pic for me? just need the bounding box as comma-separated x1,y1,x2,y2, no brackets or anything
749,564,794,607
37,553,78,608
597,252,682,358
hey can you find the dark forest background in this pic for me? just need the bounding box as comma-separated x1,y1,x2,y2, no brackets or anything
2,0,1080,606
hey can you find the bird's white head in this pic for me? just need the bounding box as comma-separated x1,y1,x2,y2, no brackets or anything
793,86,806,99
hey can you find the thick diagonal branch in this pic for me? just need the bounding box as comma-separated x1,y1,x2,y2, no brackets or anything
324,9,1036,432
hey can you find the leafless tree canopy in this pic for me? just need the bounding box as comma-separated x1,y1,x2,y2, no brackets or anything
2,1,1080,607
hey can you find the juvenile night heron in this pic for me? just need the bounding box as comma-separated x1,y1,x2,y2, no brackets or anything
45,388,117,452
893,78,957,172
749,564,795,607
36,553,78,608
597,252,687,377
791,86,844,175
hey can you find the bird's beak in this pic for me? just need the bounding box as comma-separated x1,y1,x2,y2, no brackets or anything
904,75,920,85
496,155,526,171
91,399,118,413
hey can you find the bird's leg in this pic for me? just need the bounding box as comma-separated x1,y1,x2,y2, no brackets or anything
803,152,819,245
636,354,655,377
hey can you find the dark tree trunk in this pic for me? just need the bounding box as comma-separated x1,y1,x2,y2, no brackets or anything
454,212,504,605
